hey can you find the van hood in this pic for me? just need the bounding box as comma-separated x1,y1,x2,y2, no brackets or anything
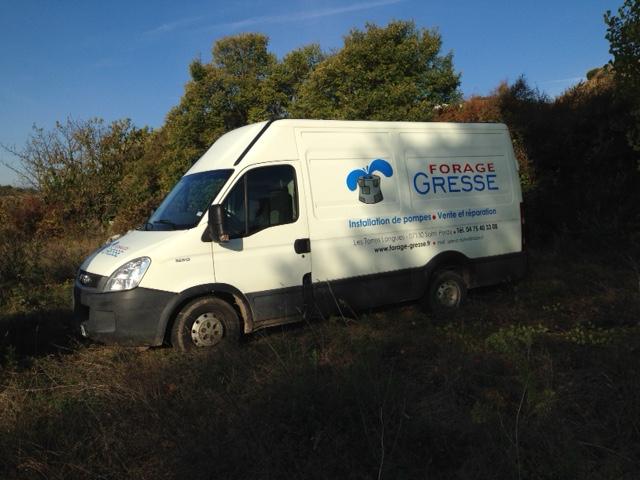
80,230,180,277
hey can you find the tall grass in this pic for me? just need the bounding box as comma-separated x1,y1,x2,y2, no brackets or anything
0,215,103,359
0,250,639,479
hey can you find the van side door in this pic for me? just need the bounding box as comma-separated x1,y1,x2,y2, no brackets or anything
211,162,311,326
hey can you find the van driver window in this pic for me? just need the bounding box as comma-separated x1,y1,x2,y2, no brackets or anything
222,165,298,238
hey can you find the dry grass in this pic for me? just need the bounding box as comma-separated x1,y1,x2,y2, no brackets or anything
0,249,639,479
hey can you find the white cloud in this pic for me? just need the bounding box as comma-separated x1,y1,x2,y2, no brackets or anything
143,15,204,37
212,0,406,30
143,0,406,39
540,76,584,85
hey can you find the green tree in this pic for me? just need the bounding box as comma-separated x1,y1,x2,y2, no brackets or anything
605,0,640,152
158,35,327,190
4,118,149,232
112,128,167,231
292,20,461,120
160,34,279,187
268,44,327,118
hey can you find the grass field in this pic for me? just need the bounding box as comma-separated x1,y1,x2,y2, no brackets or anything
1,249,639,479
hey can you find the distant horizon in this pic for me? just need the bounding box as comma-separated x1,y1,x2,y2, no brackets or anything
0,0,620,185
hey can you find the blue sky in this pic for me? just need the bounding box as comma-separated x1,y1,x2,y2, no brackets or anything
0,0,620,185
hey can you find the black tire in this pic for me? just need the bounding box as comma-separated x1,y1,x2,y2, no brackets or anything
427,270,467,314
171,297,241,351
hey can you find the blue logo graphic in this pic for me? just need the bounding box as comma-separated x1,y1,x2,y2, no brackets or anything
346,159,394,204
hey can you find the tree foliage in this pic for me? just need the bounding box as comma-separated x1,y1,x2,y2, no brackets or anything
156,22,461,200
268,44,327,118
160,34,277,186
4,118,149,233
3,18,639,247
605,0,640,151
436,72,640,242
293,20,461,120
158,34,325,190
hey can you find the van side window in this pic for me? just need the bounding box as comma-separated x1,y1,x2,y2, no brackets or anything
222,165,298,238
222,175,246,238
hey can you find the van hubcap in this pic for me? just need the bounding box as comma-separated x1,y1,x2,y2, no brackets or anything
191,313,224,347
436,280,460,307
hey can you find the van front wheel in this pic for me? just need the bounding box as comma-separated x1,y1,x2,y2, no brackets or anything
171,297,240,351
428,270,467,314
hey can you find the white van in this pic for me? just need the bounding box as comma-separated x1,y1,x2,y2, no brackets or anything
74,120,526,350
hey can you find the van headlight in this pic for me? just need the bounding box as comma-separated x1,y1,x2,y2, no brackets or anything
104,257,151,292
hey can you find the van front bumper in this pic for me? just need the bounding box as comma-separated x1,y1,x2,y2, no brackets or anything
73,281,176,346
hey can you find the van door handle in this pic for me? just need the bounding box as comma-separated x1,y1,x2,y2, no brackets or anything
294,238,311,254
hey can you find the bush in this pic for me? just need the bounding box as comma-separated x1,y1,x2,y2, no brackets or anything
437,73,640,247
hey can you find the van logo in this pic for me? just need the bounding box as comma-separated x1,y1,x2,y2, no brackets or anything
346,159,394,204
102,241,129,258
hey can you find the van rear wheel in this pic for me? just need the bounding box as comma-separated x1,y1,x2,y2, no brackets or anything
171,297,240,351
428,270,467,314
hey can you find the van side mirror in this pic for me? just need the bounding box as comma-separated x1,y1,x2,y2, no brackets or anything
208,204,229,243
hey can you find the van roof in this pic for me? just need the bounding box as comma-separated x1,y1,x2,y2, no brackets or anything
187,120,508,174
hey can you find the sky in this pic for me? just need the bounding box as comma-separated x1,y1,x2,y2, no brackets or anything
0,0,621,185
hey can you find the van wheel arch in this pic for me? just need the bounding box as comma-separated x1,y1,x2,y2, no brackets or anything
423,251,473,287
427,270,467,314
421,251,472,312
161,284,254,346
170,296,241,351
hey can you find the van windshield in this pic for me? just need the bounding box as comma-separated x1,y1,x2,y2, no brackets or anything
143,170,233,231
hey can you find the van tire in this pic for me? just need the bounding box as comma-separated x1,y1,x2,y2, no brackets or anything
427,270,467,315
171,297,241,351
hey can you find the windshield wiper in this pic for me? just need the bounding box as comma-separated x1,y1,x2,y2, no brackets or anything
153,219,179,230
137,221,154,231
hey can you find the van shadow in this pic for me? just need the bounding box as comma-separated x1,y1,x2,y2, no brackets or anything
0,309,81,362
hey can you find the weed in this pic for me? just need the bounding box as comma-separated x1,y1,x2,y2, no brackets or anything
0,250,639,479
